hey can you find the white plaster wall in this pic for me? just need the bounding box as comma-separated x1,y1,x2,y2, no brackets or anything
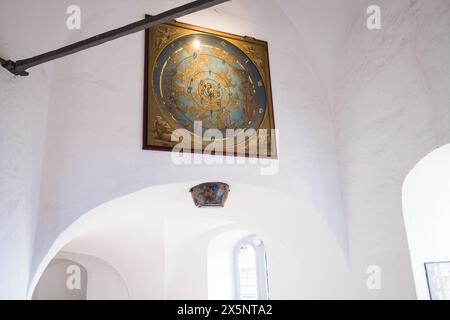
0,70,48,299
60,213,166,299
32,252,129,300
0,3,51,298
334,0,450,299
57,251,129,299
403,144,450,300
29,183,351,300
3,0,448,300
32,258,88,300
31,0,347,293
274,0,364,107
0,0,87,299
207,230,252,300
163,184,352,300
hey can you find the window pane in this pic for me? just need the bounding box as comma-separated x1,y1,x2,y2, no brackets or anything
238,245,258,300
426,262,450,300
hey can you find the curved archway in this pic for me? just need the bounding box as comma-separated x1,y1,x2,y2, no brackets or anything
402,144,450,300
207,230,253,300
28,182,350,299
32,253,129,300
34,2,349,280
32,258,88,300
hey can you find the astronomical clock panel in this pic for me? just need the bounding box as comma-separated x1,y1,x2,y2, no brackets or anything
144,20,276,158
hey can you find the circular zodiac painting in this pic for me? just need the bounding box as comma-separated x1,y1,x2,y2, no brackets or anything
152,33,267,136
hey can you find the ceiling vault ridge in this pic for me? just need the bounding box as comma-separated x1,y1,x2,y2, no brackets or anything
0,0,229,77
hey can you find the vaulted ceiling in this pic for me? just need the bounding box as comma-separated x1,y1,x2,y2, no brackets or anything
1,0,368,106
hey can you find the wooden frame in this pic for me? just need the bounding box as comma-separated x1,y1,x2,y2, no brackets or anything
143,20,277,158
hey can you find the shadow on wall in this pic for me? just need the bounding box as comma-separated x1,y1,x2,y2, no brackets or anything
28,182,351,300
32,252,129,300
32,258,88,300
402,144,450,300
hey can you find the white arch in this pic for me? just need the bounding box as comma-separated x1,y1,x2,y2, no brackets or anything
28,182,350,299
402,144,450,299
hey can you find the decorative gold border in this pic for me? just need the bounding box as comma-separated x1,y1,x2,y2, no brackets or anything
143,19,277,158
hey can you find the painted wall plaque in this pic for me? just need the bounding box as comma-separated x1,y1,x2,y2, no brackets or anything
143,20,276,158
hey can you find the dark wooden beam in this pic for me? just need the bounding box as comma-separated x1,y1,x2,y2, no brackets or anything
1,0,229,76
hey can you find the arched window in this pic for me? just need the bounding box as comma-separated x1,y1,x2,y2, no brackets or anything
403,144,450,299
234,235,269,300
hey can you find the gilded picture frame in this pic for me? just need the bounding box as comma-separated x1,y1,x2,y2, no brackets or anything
143,19,277,158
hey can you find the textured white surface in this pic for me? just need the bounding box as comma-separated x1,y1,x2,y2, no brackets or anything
57,251,130,300
0,69,49,299
32,0,347,289
1,0,450,299
29,183,351,299
403,144,450,300
335,0,450,298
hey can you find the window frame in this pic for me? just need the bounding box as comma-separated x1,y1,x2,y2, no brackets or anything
233,235,269,300
425,261,450,300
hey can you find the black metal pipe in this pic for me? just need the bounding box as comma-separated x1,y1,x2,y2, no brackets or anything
0,0,229,76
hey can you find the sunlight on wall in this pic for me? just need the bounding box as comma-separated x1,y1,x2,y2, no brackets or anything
403,144,450,299
207,230,251,299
